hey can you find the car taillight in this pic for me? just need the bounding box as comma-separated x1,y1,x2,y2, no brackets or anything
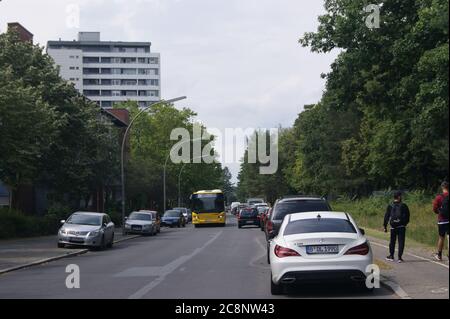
345,242,370,255
266,221,273,232
274,245,300,258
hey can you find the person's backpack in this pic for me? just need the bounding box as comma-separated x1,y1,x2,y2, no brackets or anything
438,195,449,219
390,203,403,228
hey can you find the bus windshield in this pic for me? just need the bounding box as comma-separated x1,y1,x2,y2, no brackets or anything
192,193,225,213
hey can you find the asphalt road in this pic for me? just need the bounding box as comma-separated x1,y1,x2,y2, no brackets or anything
0,215,396,299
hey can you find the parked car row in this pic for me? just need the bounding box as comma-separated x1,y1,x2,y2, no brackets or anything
57,207,192,250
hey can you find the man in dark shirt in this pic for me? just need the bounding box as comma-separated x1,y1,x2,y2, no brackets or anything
384,191,410,263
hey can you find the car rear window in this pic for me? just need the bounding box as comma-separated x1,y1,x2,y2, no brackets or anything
272,200,330,220
240,209,257,217
283,218,356,236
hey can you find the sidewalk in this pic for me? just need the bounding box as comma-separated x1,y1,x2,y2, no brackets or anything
0,229,139,274
369,235,449,299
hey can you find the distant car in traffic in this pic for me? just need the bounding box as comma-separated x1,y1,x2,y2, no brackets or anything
247,198,265,205
173,207,191,223
265,196,331,241
162,210,186,228
58,212,115,250
124,211,159,236
257,206,270,230
269,211,373,295
238,207,260,228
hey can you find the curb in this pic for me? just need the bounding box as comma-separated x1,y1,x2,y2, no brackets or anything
0,234,141,276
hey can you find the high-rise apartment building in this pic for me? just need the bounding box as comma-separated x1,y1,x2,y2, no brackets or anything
47,32,160,108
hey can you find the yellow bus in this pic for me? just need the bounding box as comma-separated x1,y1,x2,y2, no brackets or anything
190,190,226,227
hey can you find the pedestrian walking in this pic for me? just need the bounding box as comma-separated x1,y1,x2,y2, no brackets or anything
432,181,449,261
384,191,410,263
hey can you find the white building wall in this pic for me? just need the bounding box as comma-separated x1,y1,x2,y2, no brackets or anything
47,48,83,92
47,34,161,108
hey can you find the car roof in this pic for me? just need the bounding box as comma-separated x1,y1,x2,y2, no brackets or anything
73,212,103,216
277,196,325,203
135,211,155,214
288,211,349,222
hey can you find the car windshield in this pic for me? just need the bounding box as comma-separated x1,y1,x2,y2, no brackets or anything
129,213,152,221
257,207,267,214
284,218,357,236
164,211,180,217
66,214,102,226
240,209,258,217
273,200,330,220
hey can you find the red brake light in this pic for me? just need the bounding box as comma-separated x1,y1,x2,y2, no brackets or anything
345,242,370,255
266,221,273,232
274,245,300,258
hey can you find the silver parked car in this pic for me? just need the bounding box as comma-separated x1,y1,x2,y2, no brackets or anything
124,211,159,236
58,212,115,249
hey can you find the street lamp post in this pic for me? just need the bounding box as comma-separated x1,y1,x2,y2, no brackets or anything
177,154,210,207
120,96,186,235
163,138,204,214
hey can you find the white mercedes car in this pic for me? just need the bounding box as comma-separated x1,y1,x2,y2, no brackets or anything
269,211,373,295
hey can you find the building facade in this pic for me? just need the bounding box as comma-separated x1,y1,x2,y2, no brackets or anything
47,32,160,108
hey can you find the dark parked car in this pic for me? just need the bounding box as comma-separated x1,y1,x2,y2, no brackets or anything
265,196,332,240
238,207,260,228
161,210,186,228
265,196,332,263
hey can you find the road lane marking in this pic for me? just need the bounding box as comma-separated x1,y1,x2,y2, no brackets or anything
380,276,411,299
249,237,270,269
370,241,449,269
128,231,223,299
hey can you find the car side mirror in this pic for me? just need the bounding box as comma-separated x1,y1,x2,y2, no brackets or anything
359,228,365,235
125,217,128,220
103,223,108,228
60,220,66,224
268,232,276,240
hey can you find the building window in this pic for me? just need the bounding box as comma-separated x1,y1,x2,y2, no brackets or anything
84,90,100,96
112,90,121,96
84,79,99,85
122,79,137,86
102,101,112,108
112,79,121,86
122,68,137,75
124,90,137,97
149,57,159,65
83,57,100,63
83,68,100,74
100,68,112,74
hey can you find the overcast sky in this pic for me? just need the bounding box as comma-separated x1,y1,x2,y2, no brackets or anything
1,0,338,183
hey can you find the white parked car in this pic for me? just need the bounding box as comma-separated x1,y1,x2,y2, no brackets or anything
269,211,373,295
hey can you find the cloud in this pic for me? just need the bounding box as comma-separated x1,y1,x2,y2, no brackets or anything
1,0,338,181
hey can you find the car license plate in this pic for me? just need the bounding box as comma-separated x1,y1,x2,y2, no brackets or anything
306,245,339,255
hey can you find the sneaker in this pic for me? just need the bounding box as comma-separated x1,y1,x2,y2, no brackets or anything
398,258,404,263
433,254,443,261
386,255,394,262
